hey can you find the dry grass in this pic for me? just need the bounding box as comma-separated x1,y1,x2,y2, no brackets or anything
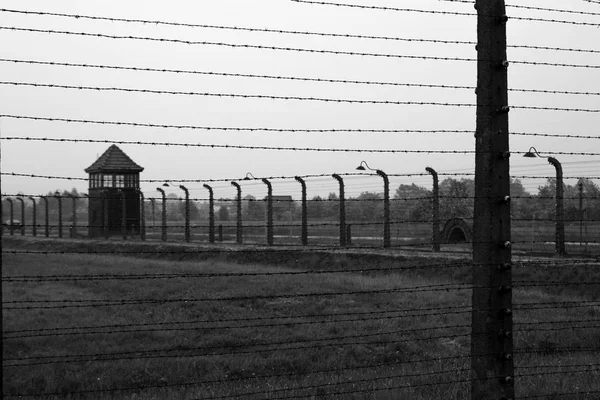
2,238,599,399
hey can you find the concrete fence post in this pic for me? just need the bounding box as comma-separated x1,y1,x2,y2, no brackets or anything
295,176,308,246
138,190,146,241
6,198,14,236
332,174,346,247
471,1,514,398
231,181,243,244
180,185,190,243
40,196,49,237
54,194,63,238
16,196,25,236
203,184,215,243
156,188,167,242
426,167,441,252
29,196,37,237
262,178,274,246
548,157,566,256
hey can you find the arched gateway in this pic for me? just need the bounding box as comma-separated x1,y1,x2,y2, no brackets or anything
440,218,472,244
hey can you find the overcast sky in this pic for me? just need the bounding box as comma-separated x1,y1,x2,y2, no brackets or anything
1,0,598,201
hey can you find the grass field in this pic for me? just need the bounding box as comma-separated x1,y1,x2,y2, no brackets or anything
2,238,600,399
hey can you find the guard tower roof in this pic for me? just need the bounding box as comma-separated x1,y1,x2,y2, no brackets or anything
85,145,144,173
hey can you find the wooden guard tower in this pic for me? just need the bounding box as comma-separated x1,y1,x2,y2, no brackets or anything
85,145,144,238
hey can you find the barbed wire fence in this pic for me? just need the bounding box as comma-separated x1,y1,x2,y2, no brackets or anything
1,1,599,399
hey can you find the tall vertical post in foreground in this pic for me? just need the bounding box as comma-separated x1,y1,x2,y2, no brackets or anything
426,167,440,252
332,174,346,247
295,176,308,246
472,1,514,399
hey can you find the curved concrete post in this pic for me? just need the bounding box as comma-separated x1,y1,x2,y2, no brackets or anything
29,196,37,236
548,157,565,256
231,181,243,244
156,188,167,242
16,197,25,236
295,176,308,246
262,178,273,246
149,198,156,237
203,184,215,243
40,196,49,237
71,195,77,235
137,190,146,241
5,198,14,236
376,170,390,248
426,167,441,252
180,185,190,242
332,174,346,247
54,194,63,238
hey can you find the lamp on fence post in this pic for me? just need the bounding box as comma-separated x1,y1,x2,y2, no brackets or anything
295,176,308,246
356,161,390,248
179,185,190,243
137,190,146,241
54,191,63,238
5,198,14,236
156,187,167,242
231,181,243,244
426,167,441,252
16,195,26,236
40,196,49,237
28,196,37,237
203,184,215,243
332,174,346,247
523,147,566,256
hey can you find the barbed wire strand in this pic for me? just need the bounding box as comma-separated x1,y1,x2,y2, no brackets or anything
439,0,600,17
4,58,600,95
2,114,598,140
2,26,599,69
1,10,598,54
288,0,600,27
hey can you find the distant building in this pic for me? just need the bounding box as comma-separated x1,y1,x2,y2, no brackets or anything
85,145,144,237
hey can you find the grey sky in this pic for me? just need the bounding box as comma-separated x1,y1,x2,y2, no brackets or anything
1,0,598,202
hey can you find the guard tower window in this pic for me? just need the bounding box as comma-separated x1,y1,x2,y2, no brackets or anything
125,174,136,188
103,174,112,187
115,175,125,188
